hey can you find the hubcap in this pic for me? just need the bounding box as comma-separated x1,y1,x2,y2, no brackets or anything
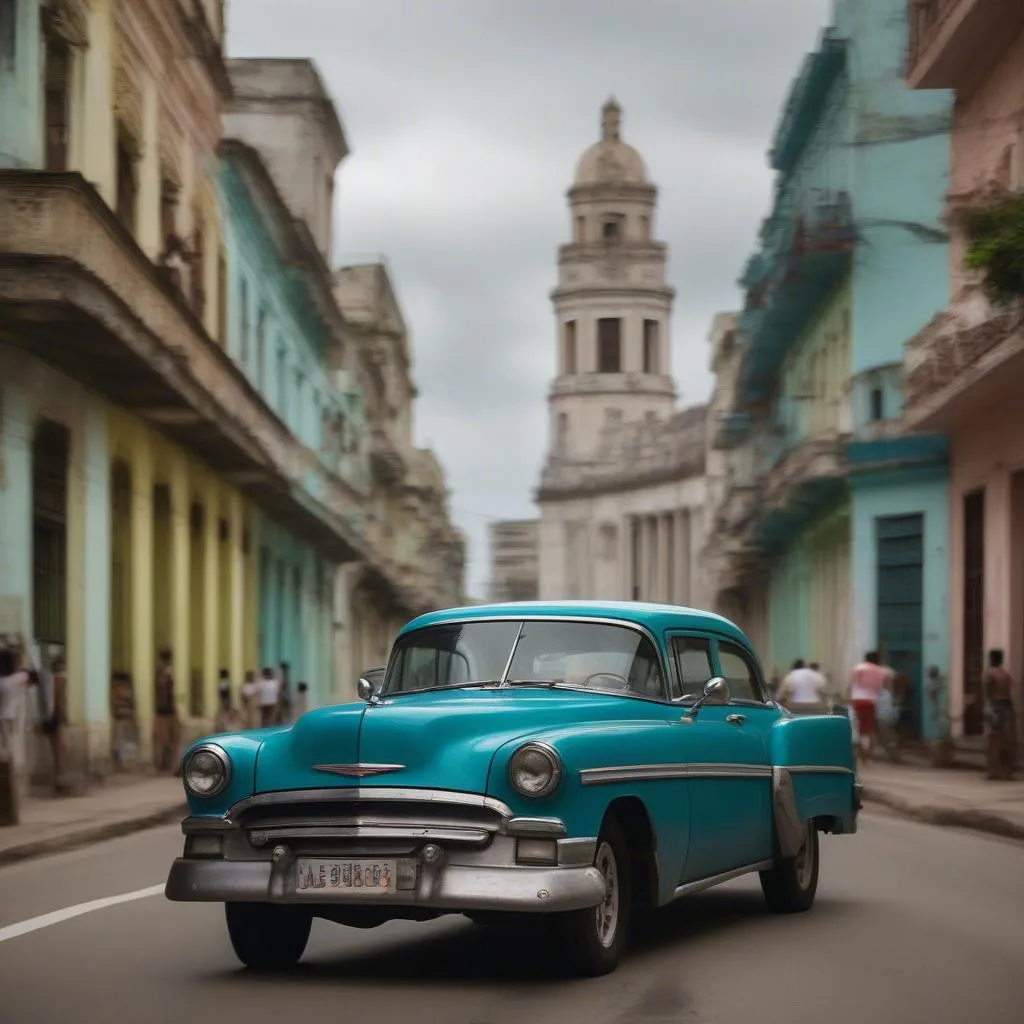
793,822,816,890
593,840,620,948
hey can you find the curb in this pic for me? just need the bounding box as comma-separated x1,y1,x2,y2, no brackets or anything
862,786,1024,841
0,802,186,868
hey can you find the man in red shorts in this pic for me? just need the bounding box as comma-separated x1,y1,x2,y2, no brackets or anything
849,651,892,764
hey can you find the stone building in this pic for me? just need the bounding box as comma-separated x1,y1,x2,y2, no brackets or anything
535,100,707,605
487,519,540,602
704,0,954,733
0,3,465,784
903,0,1024,739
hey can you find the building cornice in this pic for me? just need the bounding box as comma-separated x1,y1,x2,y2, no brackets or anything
550,284,675,303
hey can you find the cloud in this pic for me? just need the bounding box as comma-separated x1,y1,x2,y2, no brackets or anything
227,0,832,596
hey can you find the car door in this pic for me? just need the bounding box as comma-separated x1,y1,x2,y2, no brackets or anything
667,632,772,883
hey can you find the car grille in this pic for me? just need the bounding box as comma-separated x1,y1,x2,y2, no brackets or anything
236,793,507,848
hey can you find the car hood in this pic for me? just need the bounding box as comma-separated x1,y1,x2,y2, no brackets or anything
252,687,636,795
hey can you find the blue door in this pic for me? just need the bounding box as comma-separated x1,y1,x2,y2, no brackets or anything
667,633,772,883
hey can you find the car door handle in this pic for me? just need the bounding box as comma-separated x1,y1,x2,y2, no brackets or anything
726,714,746,725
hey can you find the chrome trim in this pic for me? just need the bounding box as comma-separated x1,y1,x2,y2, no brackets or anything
311,763,406,778
181,817,234,835
671,860,775,900
786,765,856,776
509,741,564,798
771,767,806,860
165,858,605,913
226,788,516,821
725,714,746,725
247,825,492,846
182,743,232,800
557,837,598,867
507,816,567,838
579,762,772,786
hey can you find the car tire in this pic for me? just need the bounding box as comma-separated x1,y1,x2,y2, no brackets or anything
759,818,819,914
225,902,312,971
556,815,631,977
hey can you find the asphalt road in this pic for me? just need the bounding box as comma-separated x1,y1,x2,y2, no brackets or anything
0,809,1022,1024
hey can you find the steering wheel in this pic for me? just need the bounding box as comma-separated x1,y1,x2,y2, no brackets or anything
582,671,630,691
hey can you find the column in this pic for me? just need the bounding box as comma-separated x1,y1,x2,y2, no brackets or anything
676,510,692,606
333,563,356,702
75,400,111,766
0,380,34,651
66,419,86,728
619,516,633,600
656,514,670,603
169,453,190,720
645,517,658,600
202,481,220,717
243,512,258,677
637,517,650,602
688,509,701,608
136,72,161,259
130,431,154,754
228,492,245,694
82,0,115,206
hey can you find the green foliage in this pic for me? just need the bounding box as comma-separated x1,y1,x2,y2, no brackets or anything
963,192,1024,304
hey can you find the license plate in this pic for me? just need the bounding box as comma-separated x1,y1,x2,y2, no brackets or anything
295,858,397,895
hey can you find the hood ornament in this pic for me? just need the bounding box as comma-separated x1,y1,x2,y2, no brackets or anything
312,763,405,778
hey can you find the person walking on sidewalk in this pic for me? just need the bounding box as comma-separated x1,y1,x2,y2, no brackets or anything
36,655,70,794
778,659,828,714
258,668,279,728
849,651,892,764
982,649,1017,780
153,649,181,774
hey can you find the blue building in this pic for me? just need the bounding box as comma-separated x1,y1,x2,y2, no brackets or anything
706,0,954,736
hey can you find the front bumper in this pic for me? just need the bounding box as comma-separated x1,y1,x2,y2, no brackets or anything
165,853,604,913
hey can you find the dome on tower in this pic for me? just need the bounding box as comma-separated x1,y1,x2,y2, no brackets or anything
573,98,647,186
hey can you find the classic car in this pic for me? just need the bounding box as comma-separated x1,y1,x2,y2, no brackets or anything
166,600,860,976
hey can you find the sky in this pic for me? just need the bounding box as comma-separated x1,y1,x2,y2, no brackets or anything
227,0,832,598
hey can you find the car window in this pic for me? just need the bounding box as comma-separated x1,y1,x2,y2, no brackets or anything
716,642,763,702
671,636,713,699
508,621,666,698
386,621,519,692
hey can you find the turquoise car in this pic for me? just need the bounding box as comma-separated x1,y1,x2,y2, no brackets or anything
166,601,860,976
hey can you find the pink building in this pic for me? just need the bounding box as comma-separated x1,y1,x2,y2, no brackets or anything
904,0,1024,739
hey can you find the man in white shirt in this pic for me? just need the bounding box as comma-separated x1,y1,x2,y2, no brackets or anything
779,658,828,712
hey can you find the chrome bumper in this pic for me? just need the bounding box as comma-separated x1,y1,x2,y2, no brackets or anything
165,853,605,913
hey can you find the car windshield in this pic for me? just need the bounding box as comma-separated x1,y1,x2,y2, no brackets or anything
382,618,666,698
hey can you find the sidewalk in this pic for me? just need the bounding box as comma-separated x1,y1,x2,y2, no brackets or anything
860,761,1024,840
0,774,186,866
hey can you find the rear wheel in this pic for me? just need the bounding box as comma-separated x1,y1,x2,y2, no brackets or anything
759,819,819,913
225,902,312,971
556,815,631,977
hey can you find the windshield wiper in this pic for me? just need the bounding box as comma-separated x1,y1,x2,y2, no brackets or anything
506,678,563,688
385,680,503,697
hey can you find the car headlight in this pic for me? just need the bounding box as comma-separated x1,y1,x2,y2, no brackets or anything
508,742,563,798
182,744,231,798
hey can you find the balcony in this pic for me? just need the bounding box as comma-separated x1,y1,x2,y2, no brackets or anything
904,285,1024,429
369,425,408,488
749,435,848,553
737,190,857,406
907,0,1024,91
712,410,754,450
0,172,386,570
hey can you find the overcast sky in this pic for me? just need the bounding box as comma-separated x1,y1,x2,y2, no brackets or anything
227,0,832,598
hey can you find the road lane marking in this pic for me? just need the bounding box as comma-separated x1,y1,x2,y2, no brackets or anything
0,884,165,943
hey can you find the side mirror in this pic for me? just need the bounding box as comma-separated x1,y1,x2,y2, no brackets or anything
685,676,731,717
357,666,386,703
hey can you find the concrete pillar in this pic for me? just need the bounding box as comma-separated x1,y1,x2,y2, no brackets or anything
169,453,190,721
228,492,245,695
82,0,115,206
202,480,220,716
676,510,692,606
0,379,34,644
656,514,670,603
243,511,258,677
136,72,161,259
130,431,154,755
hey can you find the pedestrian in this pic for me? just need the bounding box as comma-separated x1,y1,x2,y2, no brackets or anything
241,670,258,728
153,648,181,774
778,659,827,713
36,654,70,793
876,675,900,763
277,661,292,725
110,671,138,769
213,688,241,734
295,681,309,718
258,667,279,728
982,649,1017,781
848,650,891,764
218,668,231,707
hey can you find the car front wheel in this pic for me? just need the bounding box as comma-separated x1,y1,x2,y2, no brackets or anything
557,815,631,976
225,902,312,971
759,818,819,913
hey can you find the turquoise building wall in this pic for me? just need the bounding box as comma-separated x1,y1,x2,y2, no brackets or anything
0,0,42,169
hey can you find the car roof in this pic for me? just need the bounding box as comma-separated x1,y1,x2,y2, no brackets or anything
399,600,751,647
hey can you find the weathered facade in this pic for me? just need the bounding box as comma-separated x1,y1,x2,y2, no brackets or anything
0,5,465,787
333,261,467,694
904,0,1024,739
704,0,955,734
535,100,707,605
488,519,540,602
